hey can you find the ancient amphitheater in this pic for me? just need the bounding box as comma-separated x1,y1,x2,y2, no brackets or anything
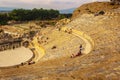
0,3,120,80
0,30,38,68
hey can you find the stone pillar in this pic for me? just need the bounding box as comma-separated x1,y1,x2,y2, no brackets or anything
19,42,22,47
7,43,10,49
9,43,12,49
4,44,7,50
18,42,21,47
2,45,5,51
13,43,17,49
15,43,19,48
1,46,4,51
0,45,2,51
6,44,10,50
11,44,14,50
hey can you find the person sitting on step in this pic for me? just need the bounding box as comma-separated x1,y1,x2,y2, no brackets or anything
71,44,84,58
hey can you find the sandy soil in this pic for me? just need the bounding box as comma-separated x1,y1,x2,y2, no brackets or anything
0,47,33,67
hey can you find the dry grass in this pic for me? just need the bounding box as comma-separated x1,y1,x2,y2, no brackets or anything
72,2,120,18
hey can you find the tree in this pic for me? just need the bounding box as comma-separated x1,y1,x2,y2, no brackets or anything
9,9,32,21
9,8,60,21
0,13,9,25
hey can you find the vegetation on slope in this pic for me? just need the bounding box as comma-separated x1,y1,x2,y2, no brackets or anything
0,8,72,25
0,8,59,25
72,2,120,18
0,13,9,25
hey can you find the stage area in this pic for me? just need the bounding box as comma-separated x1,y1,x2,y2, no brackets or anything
0,47,33,67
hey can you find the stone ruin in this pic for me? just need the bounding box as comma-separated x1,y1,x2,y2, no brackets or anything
0,29,35,51
110,0,120,4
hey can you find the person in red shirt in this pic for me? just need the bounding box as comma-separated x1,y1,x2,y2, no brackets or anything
71,44,83,58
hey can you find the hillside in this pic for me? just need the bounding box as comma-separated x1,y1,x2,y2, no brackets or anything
72,2,120,18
